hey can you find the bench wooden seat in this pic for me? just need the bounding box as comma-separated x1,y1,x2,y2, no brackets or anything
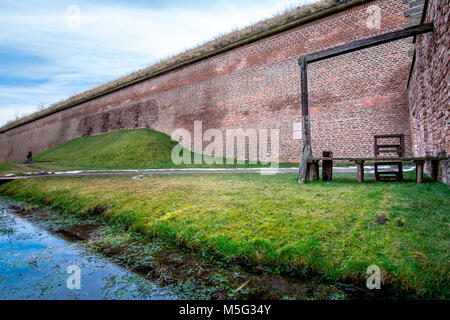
306,156,444,183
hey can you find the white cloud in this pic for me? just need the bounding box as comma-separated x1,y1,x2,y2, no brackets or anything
0,0,316,126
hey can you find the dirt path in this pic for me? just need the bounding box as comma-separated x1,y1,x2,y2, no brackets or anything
0,165,415,182
12,163,34,170
1,168,298,181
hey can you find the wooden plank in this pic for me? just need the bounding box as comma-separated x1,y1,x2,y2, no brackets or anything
376,171,403,174
374,134,405,139
414,160,425,183
377,149,403,153
297,60,312,184
322,151,333,181
355,160,364,182
398,162,404,182
302,23,433,64
307,160,319,181
399,135,405,157
300,60,311,147
313,160,319,180
431,160,439,182
376,145,404,148
298,144,311,184
374,162,379,182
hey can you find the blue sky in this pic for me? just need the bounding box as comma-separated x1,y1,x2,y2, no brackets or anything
0,0,315,126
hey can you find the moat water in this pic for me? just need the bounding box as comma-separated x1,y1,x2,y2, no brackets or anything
0,197,177,300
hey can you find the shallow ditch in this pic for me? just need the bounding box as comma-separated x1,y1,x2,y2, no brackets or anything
0,196,386,300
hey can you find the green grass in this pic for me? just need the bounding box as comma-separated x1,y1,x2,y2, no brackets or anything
1,171,448,298
0,163,21,175
24,129,284,171
0,162,41,176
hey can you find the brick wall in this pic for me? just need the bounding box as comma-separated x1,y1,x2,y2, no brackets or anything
408,1,449,184
0,0,414,163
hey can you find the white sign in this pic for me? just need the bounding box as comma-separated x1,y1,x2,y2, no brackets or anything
293,122,302,140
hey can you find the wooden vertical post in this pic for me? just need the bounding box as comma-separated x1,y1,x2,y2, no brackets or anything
308,160,319,181
398,162,404,182
298,145,311,184
308,162,315,181
399,134,405,157
373,136,378,157
322,151,333,181
431,160,439,182
415,160,425,183
298,58,312,184
356,160,365,182
374,163,380,182
314,160,319,180
300,59,311,148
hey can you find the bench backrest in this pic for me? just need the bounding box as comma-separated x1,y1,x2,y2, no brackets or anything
374,134,405,158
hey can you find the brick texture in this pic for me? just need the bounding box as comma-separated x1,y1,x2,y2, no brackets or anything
408,1,449,183
0,0,415,164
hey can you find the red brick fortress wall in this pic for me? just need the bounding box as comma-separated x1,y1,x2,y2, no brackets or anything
408,1,449,184
0,0,414,163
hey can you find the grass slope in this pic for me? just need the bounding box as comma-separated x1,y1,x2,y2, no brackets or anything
1,171,448,298
0,163,28,176
34,129,180,170
30,129,277,171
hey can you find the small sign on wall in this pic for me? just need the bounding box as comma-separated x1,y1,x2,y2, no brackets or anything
293,122,302,140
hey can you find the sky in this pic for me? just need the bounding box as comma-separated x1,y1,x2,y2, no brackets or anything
0,0,317,126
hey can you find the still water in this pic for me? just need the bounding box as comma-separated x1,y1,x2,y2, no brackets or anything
0,198,177,300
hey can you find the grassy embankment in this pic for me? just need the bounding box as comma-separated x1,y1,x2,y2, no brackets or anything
0,163,30,175
1,170,448,298
0,129,286,174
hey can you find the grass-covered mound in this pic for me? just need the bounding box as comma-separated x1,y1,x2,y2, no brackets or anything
31,129,273,171
34,129,181,170
0,163,32,176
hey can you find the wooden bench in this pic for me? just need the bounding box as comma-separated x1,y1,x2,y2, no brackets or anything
306,157,444,183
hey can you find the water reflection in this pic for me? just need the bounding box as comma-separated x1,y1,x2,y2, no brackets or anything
0,198,176,300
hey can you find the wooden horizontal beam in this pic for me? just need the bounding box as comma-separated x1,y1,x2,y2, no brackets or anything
300,23,433,64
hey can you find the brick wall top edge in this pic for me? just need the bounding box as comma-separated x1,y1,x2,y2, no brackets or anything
0,0,375,133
